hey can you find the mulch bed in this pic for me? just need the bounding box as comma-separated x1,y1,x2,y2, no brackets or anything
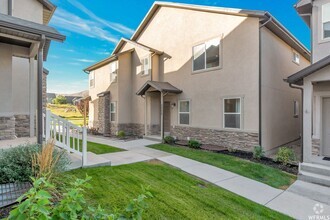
174,142,298,175
0,204,15,218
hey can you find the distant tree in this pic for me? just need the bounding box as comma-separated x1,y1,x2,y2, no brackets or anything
52,95,67,104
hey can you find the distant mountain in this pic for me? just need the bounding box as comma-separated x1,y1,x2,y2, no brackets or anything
60,90,89,98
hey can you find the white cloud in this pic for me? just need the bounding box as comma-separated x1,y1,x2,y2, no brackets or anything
48,79,88,94
67,0,134,36
74,59,96,63
51,8,119,43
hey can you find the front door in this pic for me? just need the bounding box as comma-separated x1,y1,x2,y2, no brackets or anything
164,102,171,132
322,98,330,156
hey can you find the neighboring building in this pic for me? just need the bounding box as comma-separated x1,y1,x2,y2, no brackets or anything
47,93,56,104
0,0,65,141
84,2,310,154
287,0,330,186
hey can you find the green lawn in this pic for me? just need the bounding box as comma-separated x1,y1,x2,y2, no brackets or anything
66,162,291,220
85,141,123,154
148,144,296,189
48,104,86,126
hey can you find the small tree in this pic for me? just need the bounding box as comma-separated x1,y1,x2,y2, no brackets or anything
75,98,89,126
52,95,67,104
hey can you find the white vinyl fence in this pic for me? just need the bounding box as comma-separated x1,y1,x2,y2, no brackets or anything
43,110,87,166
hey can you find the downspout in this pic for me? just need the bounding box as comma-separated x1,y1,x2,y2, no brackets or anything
8,0,12,15
37,35,46,144
289,83,304,161
258,15,272,146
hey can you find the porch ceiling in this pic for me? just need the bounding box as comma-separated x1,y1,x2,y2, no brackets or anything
0,36,31,48
136,81,182,96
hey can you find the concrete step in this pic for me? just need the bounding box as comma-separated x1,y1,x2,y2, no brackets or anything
143,135,162,142
300,162,330,176
288,180,330,205
298,170,330,187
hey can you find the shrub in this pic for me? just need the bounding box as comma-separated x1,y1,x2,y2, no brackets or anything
276,147,296,165
0,142,70,184
52,95,67,104
188,139,201,149
164,136,175,145
88,127,99,135
117,130,126,139
7,176,152,220
253,146,264,160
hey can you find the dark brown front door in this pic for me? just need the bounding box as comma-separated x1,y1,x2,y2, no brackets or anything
164,102,171,132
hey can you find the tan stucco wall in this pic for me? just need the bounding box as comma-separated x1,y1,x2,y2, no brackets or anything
311,0,330,63
261,27,310,152
12,0,43,23
12,57,31,114
135,6,260,132
88,60,118,127
0,43,13,115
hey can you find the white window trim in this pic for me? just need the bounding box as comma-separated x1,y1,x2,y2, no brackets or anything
320,3,330,43
192,37,222,74
110,102,116,122
223,97,242,130
292,50,300,65
89,71,95,88
141,55,151,76
178,100,190,126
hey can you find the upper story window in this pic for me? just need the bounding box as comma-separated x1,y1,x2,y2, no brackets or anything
89,71,95,88
322,3,330,39
292,50,300,65
223,98,241,129
110,61,118,82
141,55,151,76
179,100,190,125
193,38,220,72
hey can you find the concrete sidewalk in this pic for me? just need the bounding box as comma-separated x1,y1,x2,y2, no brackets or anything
87,136,330,220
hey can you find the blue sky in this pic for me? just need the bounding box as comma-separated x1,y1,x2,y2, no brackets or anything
46,0,311,94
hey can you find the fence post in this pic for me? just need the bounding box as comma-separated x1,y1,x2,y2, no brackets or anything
66,123,70,151
45,110,51,142
82,126,87,167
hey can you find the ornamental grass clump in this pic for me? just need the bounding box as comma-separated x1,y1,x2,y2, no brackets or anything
32,140,69,180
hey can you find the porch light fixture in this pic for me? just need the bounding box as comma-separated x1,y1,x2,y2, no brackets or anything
171,103,176,108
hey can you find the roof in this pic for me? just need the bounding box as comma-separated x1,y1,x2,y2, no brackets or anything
83,48,134,73
37,0,56,11
294,0,312,26
286,55,330,85
136,81,182,95
112,38,163,55
43,68,49,75
130,1,310,61
0,13,65,42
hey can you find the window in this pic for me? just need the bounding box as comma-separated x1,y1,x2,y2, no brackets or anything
293,100,299,118
110,61,118,82
322,3,330,39
292,51,300,65
89,71,95,88
110,102,116,122
193,38,220,72
223,98,241,129
141,56,151,75
179,100,190,125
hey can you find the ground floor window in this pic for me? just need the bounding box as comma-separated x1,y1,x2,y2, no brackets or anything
223,98,241,129
110,102,116,122
179,100,190,125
